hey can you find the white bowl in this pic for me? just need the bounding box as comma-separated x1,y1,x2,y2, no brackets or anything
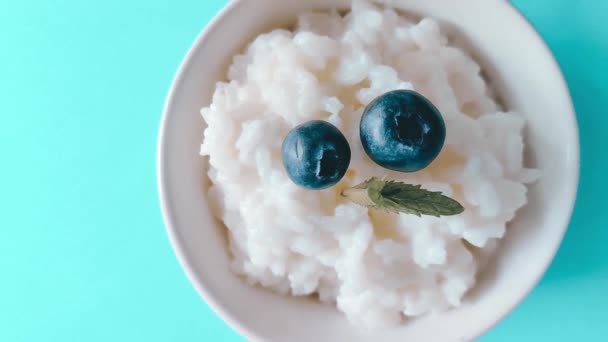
158,0,579,341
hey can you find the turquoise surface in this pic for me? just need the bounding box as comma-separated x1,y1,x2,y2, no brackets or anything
0,1,604,341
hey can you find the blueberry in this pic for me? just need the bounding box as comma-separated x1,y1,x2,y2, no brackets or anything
282,120,351,190
360,90,446,172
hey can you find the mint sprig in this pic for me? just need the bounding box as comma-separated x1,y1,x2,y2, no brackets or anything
341,177,464,217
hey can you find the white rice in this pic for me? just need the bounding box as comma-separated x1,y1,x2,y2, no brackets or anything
200,0,539,328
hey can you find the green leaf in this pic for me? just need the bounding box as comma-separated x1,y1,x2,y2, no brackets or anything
341,177,464,217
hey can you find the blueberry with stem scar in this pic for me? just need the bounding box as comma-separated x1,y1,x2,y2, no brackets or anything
360,90,446,172
282,120,351,190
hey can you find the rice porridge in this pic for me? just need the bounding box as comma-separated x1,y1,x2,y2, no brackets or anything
199,0,539,328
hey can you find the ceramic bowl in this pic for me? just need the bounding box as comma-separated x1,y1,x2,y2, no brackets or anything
158,1,579,341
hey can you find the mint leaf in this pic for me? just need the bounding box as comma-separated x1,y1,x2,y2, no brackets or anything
342,177,464,217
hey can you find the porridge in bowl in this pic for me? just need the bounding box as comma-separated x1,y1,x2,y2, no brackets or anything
199,0,539,328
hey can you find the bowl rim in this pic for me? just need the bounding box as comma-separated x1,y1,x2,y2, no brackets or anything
157,1,580,341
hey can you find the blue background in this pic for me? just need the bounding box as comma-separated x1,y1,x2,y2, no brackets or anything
1,1,605,341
